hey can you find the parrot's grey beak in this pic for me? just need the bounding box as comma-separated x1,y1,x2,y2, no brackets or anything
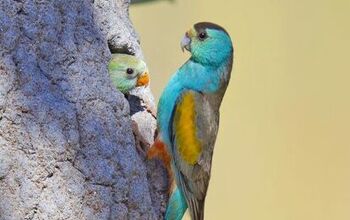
180,32,191,52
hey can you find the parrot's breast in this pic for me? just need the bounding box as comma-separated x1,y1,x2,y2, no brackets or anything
173,92,202,165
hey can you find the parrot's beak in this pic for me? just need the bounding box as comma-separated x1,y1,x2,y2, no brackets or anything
136,71,150,87
181,31,192,52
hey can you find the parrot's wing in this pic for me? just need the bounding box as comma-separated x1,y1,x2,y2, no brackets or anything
170,90,219,220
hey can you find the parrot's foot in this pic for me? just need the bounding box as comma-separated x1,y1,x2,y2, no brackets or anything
135,142,147,157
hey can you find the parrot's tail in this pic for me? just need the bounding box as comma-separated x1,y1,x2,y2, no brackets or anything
165,187,188,220
187,197,205,220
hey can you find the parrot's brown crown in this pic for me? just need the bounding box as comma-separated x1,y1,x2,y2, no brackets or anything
194,22,229,36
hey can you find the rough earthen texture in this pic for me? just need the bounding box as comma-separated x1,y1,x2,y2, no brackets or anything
0,0,167,219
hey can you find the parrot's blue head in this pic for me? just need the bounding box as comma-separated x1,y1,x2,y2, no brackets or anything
181,22,233,66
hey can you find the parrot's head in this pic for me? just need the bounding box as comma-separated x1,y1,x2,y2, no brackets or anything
108,54,150,94
181,22,233,66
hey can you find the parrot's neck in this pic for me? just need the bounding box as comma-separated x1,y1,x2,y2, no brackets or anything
179,55,232,95
189,54,233,110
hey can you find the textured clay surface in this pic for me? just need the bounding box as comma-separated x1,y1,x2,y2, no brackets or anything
0,0,167,219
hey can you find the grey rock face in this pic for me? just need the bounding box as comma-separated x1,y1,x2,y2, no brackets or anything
0,0,168,219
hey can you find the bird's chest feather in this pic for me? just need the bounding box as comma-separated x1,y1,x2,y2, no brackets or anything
173,92,202,165
179,62,221,93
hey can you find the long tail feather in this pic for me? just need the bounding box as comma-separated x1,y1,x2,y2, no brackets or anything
188,197,205,220
165,187,188,220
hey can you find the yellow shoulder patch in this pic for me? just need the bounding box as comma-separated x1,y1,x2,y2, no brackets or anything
174,92,202,165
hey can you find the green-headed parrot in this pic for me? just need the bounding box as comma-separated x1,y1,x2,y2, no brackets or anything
108,54,150,94
158,22,234,220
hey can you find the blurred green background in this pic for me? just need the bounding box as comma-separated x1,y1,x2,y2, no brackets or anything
130,0,350,219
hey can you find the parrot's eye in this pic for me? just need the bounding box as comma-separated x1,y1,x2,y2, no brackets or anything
198,31,208,40
126,68,134,75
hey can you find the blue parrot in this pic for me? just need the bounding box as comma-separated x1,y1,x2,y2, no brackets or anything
157,22,234,220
